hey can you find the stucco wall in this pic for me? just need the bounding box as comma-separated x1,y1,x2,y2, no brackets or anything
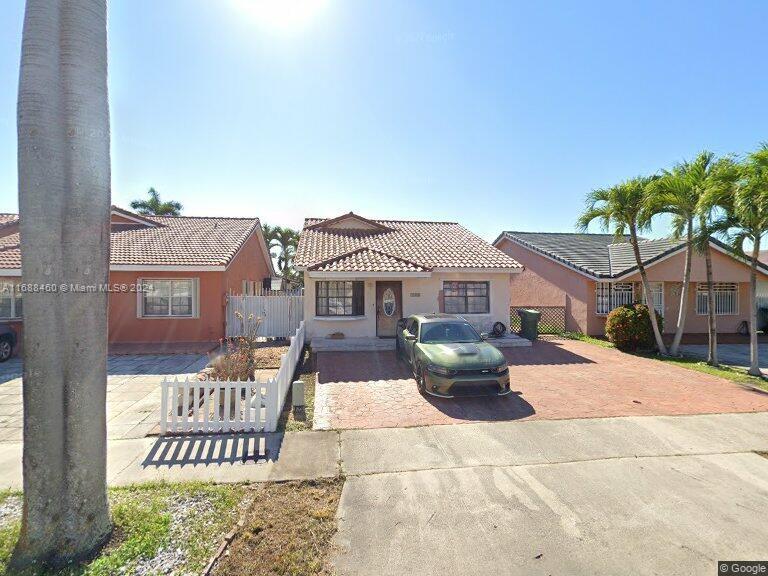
495,237,591,332
223,230,273,296
108,271,225,343
591,248,768,335
304,271,512,339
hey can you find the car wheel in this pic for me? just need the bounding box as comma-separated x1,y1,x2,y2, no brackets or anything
415,364,427,394
0,337,12,363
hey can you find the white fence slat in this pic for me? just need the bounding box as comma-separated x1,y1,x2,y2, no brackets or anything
226,294,304,338
159,321,306,435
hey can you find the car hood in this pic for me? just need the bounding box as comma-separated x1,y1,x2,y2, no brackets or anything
418,341,505,369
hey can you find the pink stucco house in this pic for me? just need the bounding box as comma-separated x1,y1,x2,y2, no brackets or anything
494,231,768,336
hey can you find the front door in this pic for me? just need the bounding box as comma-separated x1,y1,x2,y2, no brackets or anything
376,281,402,337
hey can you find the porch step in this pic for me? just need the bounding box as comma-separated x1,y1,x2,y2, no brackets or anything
311,337,397,353
487,333,533,348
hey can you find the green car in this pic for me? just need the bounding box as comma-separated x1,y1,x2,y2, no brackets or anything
396,313,511,398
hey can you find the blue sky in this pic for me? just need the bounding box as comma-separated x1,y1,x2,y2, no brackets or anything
1,0,767,242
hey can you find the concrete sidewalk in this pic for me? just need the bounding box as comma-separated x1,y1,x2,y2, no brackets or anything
0,430,339,489
2,412,768,490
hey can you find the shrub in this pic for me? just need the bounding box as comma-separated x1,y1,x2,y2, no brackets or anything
604,303,663,352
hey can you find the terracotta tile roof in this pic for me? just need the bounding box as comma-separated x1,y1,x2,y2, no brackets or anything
296,214,521,272
0,212,262,269
309,248,429,272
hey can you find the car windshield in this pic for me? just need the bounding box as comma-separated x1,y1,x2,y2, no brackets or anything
419,322,481,344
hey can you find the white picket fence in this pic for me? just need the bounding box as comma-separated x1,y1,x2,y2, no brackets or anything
226,294,304,338
160,321,306,434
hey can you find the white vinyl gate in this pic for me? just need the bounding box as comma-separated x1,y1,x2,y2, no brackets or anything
226,294,304,338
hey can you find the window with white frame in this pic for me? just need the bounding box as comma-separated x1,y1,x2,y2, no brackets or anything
0,283,22,319
644,282,664,317
139,279,198,318
696,283,738,316
596,282,634,315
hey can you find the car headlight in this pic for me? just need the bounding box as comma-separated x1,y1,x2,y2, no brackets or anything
490,363,508,374
428,364,454,377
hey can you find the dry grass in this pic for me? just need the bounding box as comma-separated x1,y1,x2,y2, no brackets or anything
278,347,316,432
253,341,291,369
211,478,343,576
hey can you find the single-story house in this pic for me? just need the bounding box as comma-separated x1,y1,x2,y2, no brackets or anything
494,231,768,336
0,206,275,346
294,212,522,340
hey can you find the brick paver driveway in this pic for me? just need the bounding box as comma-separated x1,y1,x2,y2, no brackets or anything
0,354,208,442
314,338,768,430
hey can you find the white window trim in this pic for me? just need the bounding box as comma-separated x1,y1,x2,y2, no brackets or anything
442,280,491,315
137,278,200,319
595,282,635,316
0,282,21,320
696,282,739,316
644,281,664,317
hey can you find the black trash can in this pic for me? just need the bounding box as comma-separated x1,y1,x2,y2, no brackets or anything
517,309,541,341
759,307,768,333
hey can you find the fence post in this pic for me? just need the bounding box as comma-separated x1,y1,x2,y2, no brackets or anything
265,374,279,432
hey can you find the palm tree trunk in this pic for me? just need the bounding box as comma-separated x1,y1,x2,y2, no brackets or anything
704,241,718,366
12,0,111,569
630,225,668,354
669,220,693,356
748,238,762,376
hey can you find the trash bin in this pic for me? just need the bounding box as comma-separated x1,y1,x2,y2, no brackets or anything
759,307,768,333
517,309,541,341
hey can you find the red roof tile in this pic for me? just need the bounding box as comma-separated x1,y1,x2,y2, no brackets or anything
296,214,521,272
0,212,262,269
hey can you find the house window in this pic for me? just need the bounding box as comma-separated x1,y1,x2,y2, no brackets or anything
596,282,634,315
696,283,738,316
140,279,198,318
443,281,490,314
644,282,664,317
315,281,364,316
0,283,22,320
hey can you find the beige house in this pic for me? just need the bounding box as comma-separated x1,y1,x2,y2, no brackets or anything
494,231,768,336
294,213,522,342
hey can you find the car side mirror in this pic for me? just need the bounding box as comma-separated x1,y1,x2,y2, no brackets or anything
480,332,489,340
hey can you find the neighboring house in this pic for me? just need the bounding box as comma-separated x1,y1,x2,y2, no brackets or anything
0,206,275,346
294,212,522,340
494,231,768,336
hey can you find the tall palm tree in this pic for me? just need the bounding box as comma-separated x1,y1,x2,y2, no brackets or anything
708,145,768,376
577,176,668,355
646,152,730,356
129,187,183,216
13,0,111,569
695,157,740,367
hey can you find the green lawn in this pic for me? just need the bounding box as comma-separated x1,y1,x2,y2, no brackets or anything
562,332,768,393
0,483,245,576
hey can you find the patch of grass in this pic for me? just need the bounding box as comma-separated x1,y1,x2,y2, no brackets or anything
0,482,245,576
279,346,316,432
212,478,343,576
562,332,616,349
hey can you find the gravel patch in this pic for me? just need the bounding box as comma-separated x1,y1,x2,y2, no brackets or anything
131,493,216,576
0,495,22,529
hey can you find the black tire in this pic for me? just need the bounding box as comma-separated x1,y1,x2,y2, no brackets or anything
0,337,13,363
415,364,427,395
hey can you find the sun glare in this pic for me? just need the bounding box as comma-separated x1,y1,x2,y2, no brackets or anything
234,0,329,32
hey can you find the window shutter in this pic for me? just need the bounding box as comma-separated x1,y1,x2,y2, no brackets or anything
192,278,200,318
438,289,445,313
136,278,144,318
